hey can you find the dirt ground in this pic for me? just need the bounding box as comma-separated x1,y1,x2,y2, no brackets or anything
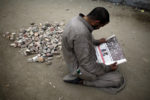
0,0,150,100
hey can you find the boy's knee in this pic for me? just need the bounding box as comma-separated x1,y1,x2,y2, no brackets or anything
114,75,124,87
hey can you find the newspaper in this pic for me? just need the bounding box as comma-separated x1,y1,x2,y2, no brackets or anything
95,35,127,65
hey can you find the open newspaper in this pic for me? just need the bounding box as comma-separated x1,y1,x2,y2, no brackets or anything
95,35,127,65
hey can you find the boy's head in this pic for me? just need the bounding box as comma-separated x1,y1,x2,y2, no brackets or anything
87,7,110,29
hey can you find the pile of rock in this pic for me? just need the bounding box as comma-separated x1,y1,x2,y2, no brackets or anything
3,22,65,65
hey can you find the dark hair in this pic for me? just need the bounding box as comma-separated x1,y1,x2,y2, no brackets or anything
87,7,110,24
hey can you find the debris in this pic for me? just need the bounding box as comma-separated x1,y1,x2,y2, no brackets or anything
3,32,10,38
140,9,144,13
59,96,64,100
53,51,60,55
47,57,53,60
56,55,61,59
46,61,52,65
30,22,35,25
10,43,17,47
37,56,44,62
24,49,31,55
53,85,56,88
49,82,52,85
48,81,56,88
27,58,33,62
31,55,39,62
9,33,16,41
4,22,64,64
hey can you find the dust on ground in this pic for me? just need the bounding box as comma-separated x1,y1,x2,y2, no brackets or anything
0,0,150,100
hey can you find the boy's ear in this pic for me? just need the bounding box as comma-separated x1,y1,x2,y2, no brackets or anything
91,20,100,25
92,20,100,25
95,20,100,23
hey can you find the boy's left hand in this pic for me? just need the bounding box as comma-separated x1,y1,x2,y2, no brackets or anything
99,38,107,44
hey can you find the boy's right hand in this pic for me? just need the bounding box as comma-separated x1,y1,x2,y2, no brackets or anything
110,62,117,71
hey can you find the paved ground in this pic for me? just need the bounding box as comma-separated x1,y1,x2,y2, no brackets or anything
0,0,150,100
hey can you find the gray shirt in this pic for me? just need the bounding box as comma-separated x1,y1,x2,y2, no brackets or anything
62,14,111,76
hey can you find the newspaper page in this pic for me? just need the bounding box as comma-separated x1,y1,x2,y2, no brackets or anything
95,35,127,65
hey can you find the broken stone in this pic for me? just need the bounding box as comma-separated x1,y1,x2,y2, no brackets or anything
5,32,11,35
45,61,52,65
34,32,39,37
47,57,53,60
58,46,62,50
48,82,52,85
60,22,65,26
3,32,11,38
50,27,55,31
43,49,47,54
140,9,144,13
19,28,26,34
4,22,64,64
30,22,35,25
32,26,39,33
9,33,16,41
37,56,44,62
59,96,64,100
42,25,47,31
27,58,33,62
10,43,17,47
45,22,51,27
46,53,53,57
32,56,39,62
24,49,31,55
53,51,60,55
53,85,55,88
56,55,61,59
42,53,46,57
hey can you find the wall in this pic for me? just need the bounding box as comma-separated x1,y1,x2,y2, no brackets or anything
104,0,150,10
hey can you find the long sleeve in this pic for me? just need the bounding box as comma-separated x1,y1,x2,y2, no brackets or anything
73,34,111,76
92,36,101,46
93,39,101,46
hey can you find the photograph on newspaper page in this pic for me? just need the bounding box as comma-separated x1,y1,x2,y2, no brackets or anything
95,35,127,65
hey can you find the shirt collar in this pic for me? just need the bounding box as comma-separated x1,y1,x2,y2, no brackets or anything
78,13,94,32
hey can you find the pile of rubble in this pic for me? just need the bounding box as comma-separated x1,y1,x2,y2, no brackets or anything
3,22,65,65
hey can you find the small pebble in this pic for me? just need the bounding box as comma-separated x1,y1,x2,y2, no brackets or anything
3,22,64,64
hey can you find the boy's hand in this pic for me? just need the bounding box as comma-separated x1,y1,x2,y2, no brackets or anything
99,38,107,44
110,62,118,71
